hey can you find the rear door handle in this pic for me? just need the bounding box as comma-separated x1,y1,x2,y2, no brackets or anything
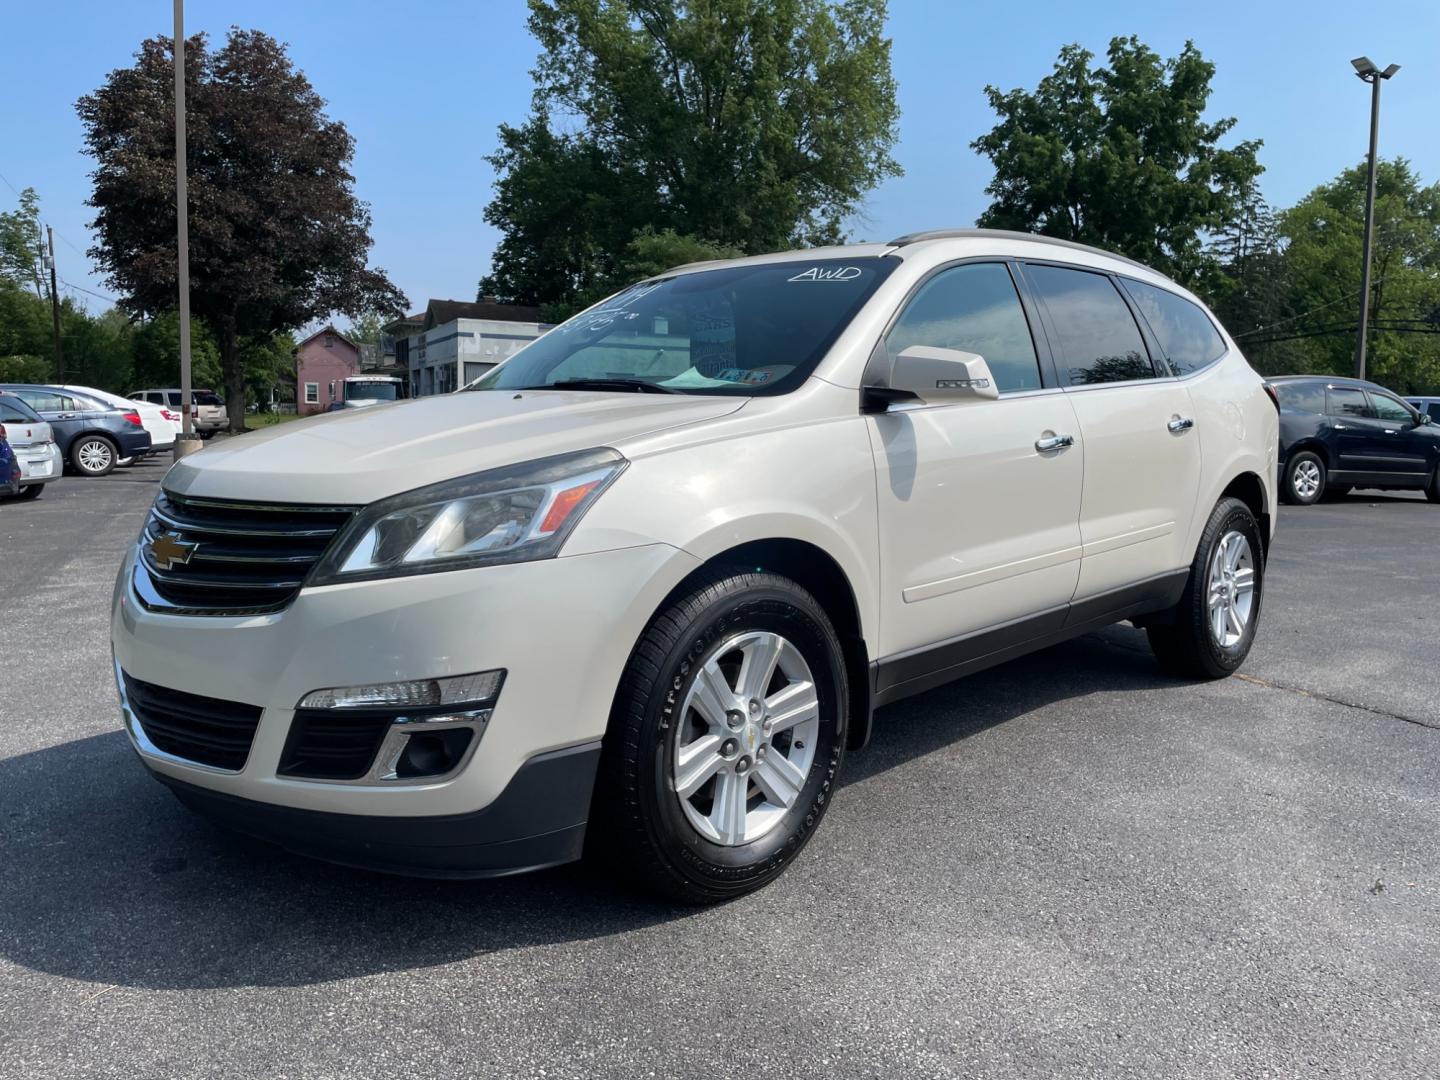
1168,416,1195,433
1332,423,1348,430
1035,433,1074,453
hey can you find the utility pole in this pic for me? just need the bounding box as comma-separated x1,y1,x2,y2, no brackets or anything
173,0,199,455
1351,56,1400,382
46,225,63,381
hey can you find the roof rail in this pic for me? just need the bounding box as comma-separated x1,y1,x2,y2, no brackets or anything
885,228,1155,273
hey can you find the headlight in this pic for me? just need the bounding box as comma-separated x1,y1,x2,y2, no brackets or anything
310,448,626,583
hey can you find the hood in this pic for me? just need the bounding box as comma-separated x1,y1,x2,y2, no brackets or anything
163,390,746,504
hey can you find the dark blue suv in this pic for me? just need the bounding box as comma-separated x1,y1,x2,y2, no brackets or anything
1270,375,1440,505
0,384,151,477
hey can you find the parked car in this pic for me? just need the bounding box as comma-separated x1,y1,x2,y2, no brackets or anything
1270,375,1440,504
0,391,62,499
53,383,179,457
1405,396,1440,424
0,424,19,498
112,229,1277,902
0,384,152,477
127,387,227,437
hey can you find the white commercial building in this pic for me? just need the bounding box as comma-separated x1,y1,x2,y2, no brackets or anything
390,299,551,398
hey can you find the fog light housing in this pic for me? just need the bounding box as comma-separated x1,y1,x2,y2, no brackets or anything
284,670,505,784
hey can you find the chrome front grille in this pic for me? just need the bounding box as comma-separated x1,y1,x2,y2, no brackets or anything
135,491,357,615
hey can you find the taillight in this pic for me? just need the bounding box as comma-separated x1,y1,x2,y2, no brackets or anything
122,410,144,427
0,423,7,440
162,409,179,421
1262,383,1280,413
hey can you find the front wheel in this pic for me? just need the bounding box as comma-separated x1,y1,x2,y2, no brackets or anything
589,569,847,903
1147,497,1265,680
71,435,118,477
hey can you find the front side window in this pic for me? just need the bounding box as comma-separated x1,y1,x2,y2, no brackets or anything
472,258,897,396
15,390,66,412
1370,392,1415,423
884,262,1042,393
1026,264,1155,386
304,383,319,404
1327,387,1371,418
1120,279,1227,375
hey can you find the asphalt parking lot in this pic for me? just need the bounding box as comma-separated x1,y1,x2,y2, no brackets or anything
2,461,1438,1079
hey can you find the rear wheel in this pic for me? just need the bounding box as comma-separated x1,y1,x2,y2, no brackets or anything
589,569,847,903
1281,451,1325,505
71,435,118,477
1147,497,1265,680
15,483,42,500
1427,467,1440,504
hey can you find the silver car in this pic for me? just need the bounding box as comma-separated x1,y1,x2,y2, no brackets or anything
0,391,63,499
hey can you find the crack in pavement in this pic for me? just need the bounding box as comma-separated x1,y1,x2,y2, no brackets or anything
1081,631,1439,732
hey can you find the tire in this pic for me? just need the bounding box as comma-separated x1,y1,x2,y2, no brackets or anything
117,456,135,468
70,435,118,477
589,568,848,903
15,483,42,500
1147,496,1265,680
1427,468,1440,504
1281,451,1325,505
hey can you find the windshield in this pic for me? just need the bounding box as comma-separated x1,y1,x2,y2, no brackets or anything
346,381,401,401
468,257,896,396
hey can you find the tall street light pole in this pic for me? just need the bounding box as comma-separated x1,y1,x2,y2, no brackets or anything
173,0,202,457
1351,56,1400,382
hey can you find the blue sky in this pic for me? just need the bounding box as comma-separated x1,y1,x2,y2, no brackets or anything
2,0,1436,318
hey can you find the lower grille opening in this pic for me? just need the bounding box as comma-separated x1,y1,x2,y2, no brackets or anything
279,711,393,781
124,673,263,771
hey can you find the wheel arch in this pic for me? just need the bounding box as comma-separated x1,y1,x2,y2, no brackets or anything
69,429,118,464
652,537,874,752
1284,438,1330,468
1220,470,1271,559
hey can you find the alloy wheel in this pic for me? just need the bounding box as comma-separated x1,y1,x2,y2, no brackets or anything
1292,459,1321,500
75,439,114,475
1207,530,1256,648
672,630,820,846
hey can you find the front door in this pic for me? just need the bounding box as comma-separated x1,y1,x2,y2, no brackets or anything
1367,388,1435,482
1022,263,1202,600
869,262,1084,677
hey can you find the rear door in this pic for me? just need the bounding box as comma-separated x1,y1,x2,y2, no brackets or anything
1327,386,1396,478
1023,263,1202,600
10,389,83,453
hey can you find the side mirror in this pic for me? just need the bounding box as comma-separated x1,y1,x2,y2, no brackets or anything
866,346,1000,410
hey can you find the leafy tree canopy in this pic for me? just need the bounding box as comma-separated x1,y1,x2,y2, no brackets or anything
77,29,406,429
481,0,901,310
0,188,47,301
972,36,1262,285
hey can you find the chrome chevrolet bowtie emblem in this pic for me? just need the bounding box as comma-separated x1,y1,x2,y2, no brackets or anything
149,531,197,570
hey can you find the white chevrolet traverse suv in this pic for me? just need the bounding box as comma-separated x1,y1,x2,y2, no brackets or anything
112,230,1278,902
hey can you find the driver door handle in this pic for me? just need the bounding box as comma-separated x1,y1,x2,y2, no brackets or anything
1035,433,1074,453
1168,416,1195,433
1333,423,1348,430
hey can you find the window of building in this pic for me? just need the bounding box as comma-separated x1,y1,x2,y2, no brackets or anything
1025,264,1156,386
1119,278,1227,375
304,382,319,404
884,263,1042,393
324,334,334,349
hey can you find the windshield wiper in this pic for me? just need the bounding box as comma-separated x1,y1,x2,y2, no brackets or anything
540,378,684,395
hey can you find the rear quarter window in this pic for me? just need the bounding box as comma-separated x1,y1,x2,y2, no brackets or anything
1120,279,1227,375
1274,381,1327,414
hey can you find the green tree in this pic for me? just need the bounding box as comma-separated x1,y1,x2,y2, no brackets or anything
77,29,406,431
481,0,901,309
1267,159,1440,392
971,37,1262,284
130,310,223,391
0,188,47,300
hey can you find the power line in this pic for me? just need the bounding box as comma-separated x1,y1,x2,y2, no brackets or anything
1232,279,1383,340
58,277,118,303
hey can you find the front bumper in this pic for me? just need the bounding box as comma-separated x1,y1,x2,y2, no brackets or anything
112,538,700,872
17,443,61,484
145,742,602,878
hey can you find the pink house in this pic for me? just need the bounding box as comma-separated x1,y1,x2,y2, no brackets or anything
294,325,360,416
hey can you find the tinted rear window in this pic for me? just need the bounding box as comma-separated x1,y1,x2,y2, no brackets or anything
195,392,222,407
1026,264,1155,385
1274,381,1327,414
1120,279,1227,375
0,396,41,423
